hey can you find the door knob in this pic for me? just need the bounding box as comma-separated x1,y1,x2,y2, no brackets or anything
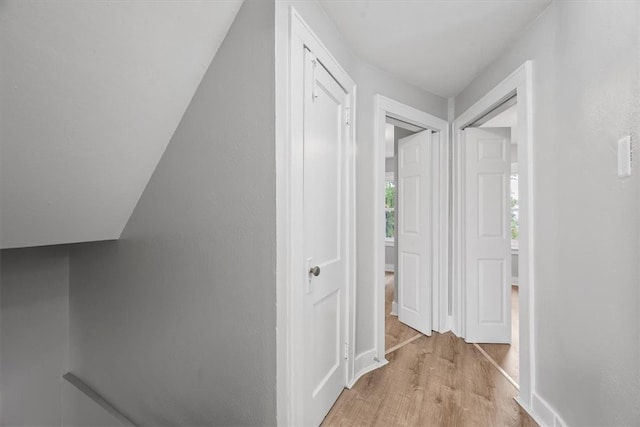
309,266,321,277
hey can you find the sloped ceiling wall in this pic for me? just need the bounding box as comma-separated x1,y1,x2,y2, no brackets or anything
0,0,244,249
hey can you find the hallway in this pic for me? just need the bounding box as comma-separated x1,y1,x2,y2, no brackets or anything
321,275,535,426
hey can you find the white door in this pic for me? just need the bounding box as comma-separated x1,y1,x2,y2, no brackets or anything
397,130,432,335
464,127,512,343
302,49,349,426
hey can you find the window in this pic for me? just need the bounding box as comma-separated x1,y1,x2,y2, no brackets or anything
510,172,519,249
385,173,395,244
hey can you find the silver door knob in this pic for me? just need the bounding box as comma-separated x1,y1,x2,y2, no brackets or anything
309,266,321,277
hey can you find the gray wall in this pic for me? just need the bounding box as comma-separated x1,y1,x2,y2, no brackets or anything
384,157,395,175
456,2,640,425
0,246,69,426
67,1,277,425
384,247,397,271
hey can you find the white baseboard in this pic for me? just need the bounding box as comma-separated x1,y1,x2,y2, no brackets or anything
384,264,395,272
390,301,397,316
515,398,546,426
512,276,519,286
516,393,566,427
434,315,453,334
349,349,388,389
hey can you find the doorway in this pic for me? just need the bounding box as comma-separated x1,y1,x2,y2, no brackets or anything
370,95,449,377
452,61,534,409
383,119,426,354
465,99,521,387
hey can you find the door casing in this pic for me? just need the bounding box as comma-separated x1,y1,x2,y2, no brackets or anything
452,61,534,409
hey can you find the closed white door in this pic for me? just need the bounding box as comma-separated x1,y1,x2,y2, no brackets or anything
397,130,432,335
302,48,349,426
464,127,512,343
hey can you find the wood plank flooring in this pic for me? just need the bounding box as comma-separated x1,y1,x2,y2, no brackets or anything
478,286,520,384
322,276,535,426
385,273,421,352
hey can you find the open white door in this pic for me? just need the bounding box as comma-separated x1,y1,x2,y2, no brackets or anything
464,127,512,343
397,130,432,335
302,48,349,426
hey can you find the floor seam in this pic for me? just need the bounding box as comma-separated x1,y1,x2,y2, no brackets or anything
385,333,423,355
473,343,519,391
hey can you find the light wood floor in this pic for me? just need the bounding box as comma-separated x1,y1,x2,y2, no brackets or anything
478,286,520,384
321,275,535,427
385,273,421,352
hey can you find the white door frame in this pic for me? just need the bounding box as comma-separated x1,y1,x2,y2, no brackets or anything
373,95,449,365
452,61,535,408
275,7,356,426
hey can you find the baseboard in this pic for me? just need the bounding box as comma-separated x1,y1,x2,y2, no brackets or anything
434,315,453,334
349,349,388,389
385,264,395,272
63,372,135,426
516,393,566,427
512,276,519,286
515,397,546,426
390,301,398,316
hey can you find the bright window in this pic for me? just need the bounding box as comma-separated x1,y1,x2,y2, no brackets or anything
510,173,519,247
385,175,395,243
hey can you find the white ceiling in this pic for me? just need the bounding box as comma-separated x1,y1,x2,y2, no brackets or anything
319,0,551,98
0,0,243,248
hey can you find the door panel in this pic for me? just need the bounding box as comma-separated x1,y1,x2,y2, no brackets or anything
478,259,505,323
312,289,340,396
464,127,511,343
400,252,420,312
401,176,420,233
478,174,506,237
303,49,348,426
397,130,432,335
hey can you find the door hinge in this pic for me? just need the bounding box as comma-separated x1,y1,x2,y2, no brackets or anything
344,342,349,360
345,107,351,126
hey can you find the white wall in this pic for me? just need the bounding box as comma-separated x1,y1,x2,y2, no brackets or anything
0,246,69,426
276,0,448,367
68,1,277,425
456,2,640,425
